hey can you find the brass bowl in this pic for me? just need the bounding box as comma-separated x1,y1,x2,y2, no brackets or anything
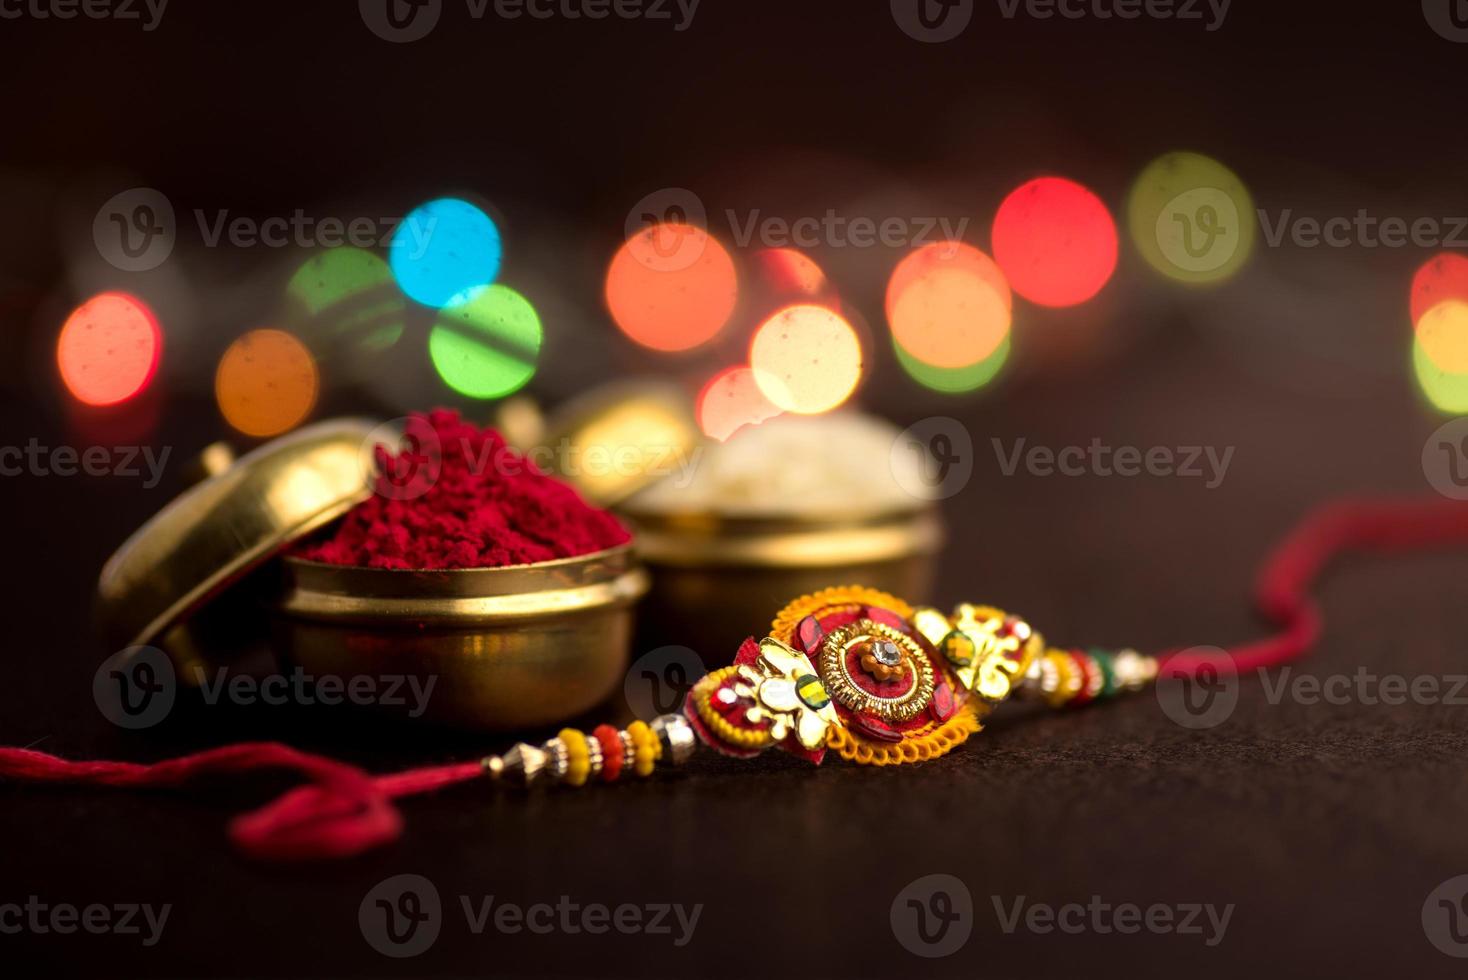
275,545,648,730
622,506,941,660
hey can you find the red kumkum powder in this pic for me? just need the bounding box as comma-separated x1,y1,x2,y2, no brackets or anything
298,409,631,570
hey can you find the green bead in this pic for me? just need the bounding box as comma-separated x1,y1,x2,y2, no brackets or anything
1090,648,1117,699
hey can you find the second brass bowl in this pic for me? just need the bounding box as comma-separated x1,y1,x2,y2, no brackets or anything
275,545,648,730
622,506,941,661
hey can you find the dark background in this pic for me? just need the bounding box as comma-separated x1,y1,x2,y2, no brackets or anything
5,0,1468,976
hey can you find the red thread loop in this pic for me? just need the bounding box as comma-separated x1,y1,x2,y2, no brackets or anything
5,496,1468,859
1161,497,1468,676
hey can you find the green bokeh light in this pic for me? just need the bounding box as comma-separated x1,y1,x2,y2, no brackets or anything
894,333,1009,394
429,284,542,399
287,247,405,351
1413,336,1468,414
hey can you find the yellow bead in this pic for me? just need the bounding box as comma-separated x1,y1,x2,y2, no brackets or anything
627,720,658,778
558,728,591,788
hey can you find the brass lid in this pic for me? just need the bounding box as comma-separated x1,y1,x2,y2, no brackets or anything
97,418,380,652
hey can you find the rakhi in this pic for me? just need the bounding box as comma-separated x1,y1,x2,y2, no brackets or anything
4,496,1468,860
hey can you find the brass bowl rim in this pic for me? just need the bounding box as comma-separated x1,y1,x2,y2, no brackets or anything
278,542,649,622
281,541,637,576
624,506,942,568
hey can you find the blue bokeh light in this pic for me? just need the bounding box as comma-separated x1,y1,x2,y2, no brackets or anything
389,197,502,308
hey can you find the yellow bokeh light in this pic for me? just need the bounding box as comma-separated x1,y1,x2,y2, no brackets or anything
750,305,862,415
1128,151,1255,285
1415,299,1468,374
215,328,319,438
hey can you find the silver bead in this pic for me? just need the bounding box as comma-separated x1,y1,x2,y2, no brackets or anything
651,714,697,766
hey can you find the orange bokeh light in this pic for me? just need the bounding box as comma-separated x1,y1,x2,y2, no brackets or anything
215,328,319,438
56,292,162,406
697,365,783,442
1411,254,1468,327
887,243,1012,369
750,304,863,415
992,176,1117,307
605,223,738,352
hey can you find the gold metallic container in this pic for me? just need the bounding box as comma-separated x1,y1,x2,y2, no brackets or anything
276,546,648,730
622,505,941,658
99,418,650,730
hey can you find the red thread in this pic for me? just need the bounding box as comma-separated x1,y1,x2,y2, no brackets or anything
1161,496,1468,676
5,496,1468,859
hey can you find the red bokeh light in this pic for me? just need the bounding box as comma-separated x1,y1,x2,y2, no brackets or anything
992,176,1118,307
1410,253,1468,327
56,292,162,406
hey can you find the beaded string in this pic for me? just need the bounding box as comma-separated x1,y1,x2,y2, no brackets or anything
3,495,1468,859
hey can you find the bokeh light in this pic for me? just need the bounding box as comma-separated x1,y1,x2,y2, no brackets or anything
992,177,1117,307
1413,335,1468,414
749,304,862,414
1128,152,1254,284
895,333,1010,394
1411,254,1468,327
1416,300,1468,374
215,329,319,437
389,197,502,308
57,292,162,406
886,242,1011,369
605,223,737,352
752,247,831,301
429,283,542,399
288,247,405,351
697,365,783,441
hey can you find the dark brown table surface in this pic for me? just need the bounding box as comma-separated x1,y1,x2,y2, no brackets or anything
5,2,1468,976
